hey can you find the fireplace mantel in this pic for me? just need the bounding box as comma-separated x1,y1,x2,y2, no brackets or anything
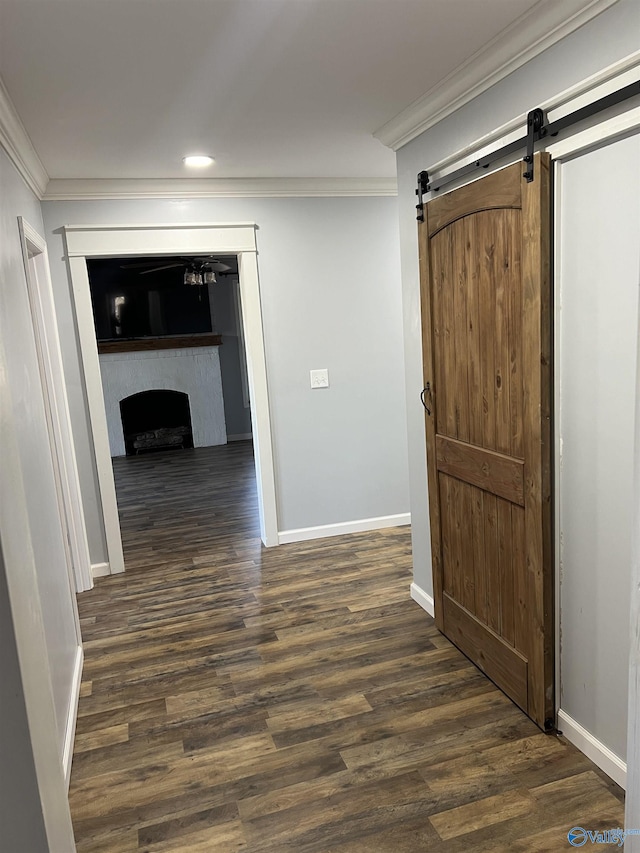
98,334,222,355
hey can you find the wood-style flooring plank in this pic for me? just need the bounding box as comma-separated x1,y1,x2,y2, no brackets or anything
69,442,624,851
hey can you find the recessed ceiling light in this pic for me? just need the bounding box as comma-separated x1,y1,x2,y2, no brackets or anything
183,155,214,167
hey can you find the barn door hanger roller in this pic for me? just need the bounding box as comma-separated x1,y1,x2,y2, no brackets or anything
415,106,546,222
522,108,546,182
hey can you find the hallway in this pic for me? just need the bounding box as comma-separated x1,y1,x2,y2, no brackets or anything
69,442,624,852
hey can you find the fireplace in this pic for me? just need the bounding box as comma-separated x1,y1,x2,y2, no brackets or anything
120,390,194,455
99,345,227,457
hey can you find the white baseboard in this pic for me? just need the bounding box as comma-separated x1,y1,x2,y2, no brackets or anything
557,709,627,789
62,645,83,789
278,513,411,545
227,433,253,442
410,582,435,617
91,561,110,578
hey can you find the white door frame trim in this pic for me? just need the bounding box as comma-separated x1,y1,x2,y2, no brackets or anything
627,253,640,847
63,221,279,575
17,217,85,790
18,217,93,593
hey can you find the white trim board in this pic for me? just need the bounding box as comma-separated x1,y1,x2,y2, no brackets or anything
63,222,279,576
64,221,257,233
278,513,410,545
625,249,640,842
66,256,125,575
558,709,627,790
375,0,621,150
0,76,48,197
64,222,259,258
227,433,253,442
43,177,398,201
18,218,94,594
546,105,640,161
410,582,435,618
91,562,110,579
61,646,83,789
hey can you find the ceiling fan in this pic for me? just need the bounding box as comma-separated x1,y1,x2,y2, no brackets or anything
120,256,232,285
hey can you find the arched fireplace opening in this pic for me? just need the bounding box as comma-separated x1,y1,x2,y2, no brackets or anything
120,390,193,455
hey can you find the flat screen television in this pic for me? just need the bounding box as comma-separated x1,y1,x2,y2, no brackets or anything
87,256,219,341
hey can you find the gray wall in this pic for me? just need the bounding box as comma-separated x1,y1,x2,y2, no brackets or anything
209,277,253,438
557,135,639,761
395,0,639,762
0,148,76,849
0,546,49,853
42,194,409,555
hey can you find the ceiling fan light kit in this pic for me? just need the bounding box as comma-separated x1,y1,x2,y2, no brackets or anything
119,256,230,285
184,264,217,286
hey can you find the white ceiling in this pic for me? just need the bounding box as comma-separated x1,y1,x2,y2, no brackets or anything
0,0,616,186
0,0,550,181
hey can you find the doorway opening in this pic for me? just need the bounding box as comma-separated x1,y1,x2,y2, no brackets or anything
63,222,278,579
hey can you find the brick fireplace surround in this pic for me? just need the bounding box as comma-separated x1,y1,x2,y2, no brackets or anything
99,345,226,458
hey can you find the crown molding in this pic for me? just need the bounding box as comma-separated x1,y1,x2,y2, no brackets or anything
63,221,257,233
42,176,397,201
374,0,621,151
0,77,49,198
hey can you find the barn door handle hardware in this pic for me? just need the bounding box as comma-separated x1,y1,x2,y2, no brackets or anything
420,382,433,416
523,108,546,182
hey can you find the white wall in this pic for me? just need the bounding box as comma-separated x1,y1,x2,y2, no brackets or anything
41,195,409,558
0,147,77,849
395,0,640,773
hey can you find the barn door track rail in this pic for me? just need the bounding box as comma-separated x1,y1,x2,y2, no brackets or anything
416,80,640,221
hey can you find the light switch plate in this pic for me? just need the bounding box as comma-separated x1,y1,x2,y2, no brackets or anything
310,369,329,389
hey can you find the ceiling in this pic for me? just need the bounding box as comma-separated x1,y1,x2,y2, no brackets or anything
0,0,612,185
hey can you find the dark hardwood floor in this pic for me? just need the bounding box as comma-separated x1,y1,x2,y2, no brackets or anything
70,442,624,852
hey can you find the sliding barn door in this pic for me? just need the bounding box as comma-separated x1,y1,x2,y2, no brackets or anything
419,154,553,730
